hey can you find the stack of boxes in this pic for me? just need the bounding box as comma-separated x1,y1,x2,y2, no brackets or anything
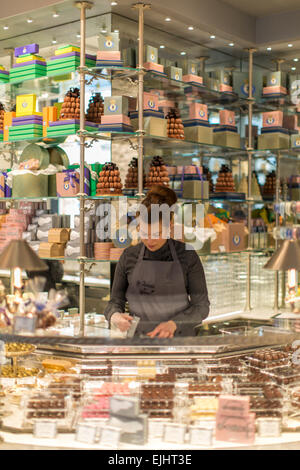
10,44,46,83
258,111,290,150
215,395,255,444
99,96,133,133
143,45,165,75
213,110,241,148
130,92,167,137
0,66,9,83
183,103,212,144
165,65,182,82
0,103,4,141
263,71,287,97
182,60,203,86
47,45,96,77
0,209,27,252
9,94,43,141
39,227,70,259
96,32,123,67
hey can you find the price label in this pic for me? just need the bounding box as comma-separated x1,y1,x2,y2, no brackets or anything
164,423,186,444
1,378,15,387
13,316,36,334
99,426,120,448
76,424,98,444
189,426,213,446
33,420,57,439
17,377,36,386
149,420,165,438
257,419,281,438
219,245,226,253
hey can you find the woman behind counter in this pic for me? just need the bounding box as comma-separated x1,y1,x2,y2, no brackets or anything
104,186,210,337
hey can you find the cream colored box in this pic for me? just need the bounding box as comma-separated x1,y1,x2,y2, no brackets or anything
131,116,167,137
184,126,213,145
258,132,290,150
213,131,241,148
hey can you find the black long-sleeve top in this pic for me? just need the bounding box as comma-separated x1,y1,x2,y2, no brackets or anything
104,240,210,336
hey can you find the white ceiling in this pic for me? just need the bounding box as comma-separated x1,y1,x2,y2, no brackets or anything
220,0,300,18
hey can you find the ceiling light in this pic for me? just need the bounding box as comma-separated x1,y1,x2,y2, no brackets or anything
114,29,119,33
294,58,299,62
101,28,107,33
292,67,296,70
180,51,186,55
210,35,216,39
52,11,59,18
52,39,57,44
111,1,118,5
188,26,194,30
3,25,9,30
160,45,165,49
27,18,33,23
267,47,272,51
228,43,234,47
288,44,293,47
165,17,171,22
76,33,81,38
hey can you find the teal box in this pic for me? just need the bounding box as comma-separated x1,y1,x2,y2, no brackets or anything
144,45,158,63
266,71,286,88
165,66,182,81
232,70,263,100
214,69,232,86
104,96,129,115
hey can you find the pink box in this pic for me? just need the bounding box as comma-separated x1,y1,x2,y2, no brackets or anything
101,114,131,125
220,110,235,126
220,84,233,92
177,165,202,175
283,114,297,130
166,166,177,175
143,92,159,111
56,171,80,197
97,51,121,60
218,395,250,417
263,110,283,128
215,412,256,444
182,74,203,85
144,62,164,73
263,86,287,95
189,103,208,121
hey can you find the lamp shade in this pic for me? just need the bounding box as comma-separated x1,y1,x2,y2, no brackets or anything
264,240,300,271
0,240,48,271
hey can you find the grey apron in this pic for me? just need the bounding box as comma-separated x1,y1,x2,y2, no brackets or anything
126,239,190,335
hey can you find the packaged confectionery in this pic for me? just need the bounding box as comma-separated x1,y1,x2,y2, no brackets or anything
96,162,122,195
166,108,185,140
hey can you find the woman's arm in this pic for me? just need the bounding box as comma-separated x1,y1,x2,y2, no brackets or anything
172,251,210,335
104,251,129,324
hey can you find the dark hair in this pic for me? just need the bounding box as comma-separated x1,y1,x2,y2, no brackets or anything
139,186,178,224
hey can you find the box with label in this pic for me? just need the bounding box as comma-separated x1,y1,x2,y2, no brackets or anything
189,103,208,121
98,32,120,52
258,129,290,150
215,412,255,444
211,223,246,252
183,60,198,76
232,70,263,100
213,127,241,148
291,134,300,148
182,180,209,199
56,170,80,197
15,44,39,57
266,71,286,89
144,45,158,64
130,110,167,137
214,69,232,87
184,121,213,144
219,110,235,127
165,66,182,81
143,92,159,111
218,395,250,417
262,111,283,128
104,96,129,116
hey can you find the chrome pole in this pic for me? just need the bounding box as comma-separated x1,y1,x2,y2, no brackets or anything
75,0,93,336
274,152,281,313
132,2,150,197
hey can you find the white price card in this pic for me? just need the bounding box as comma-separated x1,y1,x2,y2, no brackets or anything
1,378,15,387
76,424,98,444
17,377,36,386
99,426,121,448
219,245,226,253
149,420,165,438
189,426,213,446
33,420,57,439
257,419,281,438
164,423,186,444
13,316,36,334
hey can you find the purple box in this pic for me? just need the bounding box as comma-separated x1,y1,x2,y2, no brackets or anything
0,70,9,76
12,61,46,68
49,119,98,128
12,120,43,126
50,52,96,61
15,44,39,58
13,115,43,123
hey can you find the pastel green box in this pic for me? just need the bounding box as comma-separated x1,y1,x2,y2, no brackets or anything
130,116,167,137
184,126,213,145
213,130,241,148
258,132,290,150
12,174,48,198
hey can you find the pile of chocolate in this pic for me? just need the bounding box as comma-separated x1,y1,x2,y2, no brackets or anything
203,166,214,193
96,162,123,195
86,93,104,124
124,157,146,189
214,164,236,193
146,156,170,188
262,170,276,198
60,87,80,120
141,380,174,418
0,102,4,131
166,108,185,139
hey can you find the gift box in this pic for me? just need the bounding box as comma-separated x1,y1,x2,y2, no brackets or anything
56,170,80,197
183,180,209,199
263,86,287,96
220,110,235,127
291,134,300,148
182,74,203,85
189,103,208,121
211,222,246,252
220,84,233,92
143,92,159,111
215,412,255,444
232,70,263,100
218,395,250,417
48,228,70,243
0,70,9,83
183,121,213,144
9,64,46,83
38,242,65,258
4,112,16,142
262,111,283,128
258,128,290,150
213,127,241,149
183,60,198,76
130,111,167,137
55,45,80,55
144,45,158,63
165,66,182,81
12,173,48,198
104,96,129,116
266,71,286,88
0,171,11,197
15,44,39,57
144,62,165,74
65,165,91,196
101,115,131,126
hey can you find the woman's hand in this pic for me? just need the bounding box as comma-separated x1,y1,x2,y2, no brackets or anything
111,313,133,332
147,321,177,338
